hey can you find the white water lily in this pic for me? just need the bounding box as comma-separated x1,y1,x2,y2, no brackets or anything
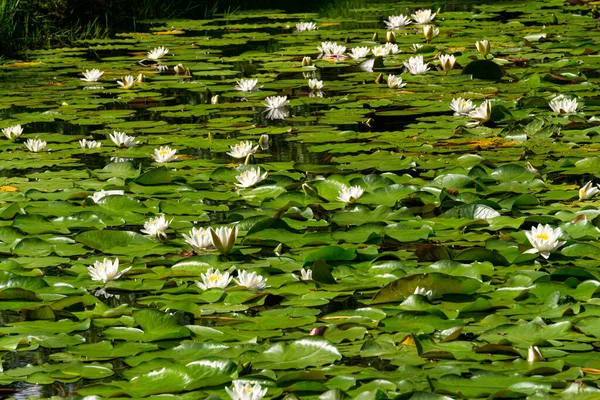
152,146,178,163
296,22,317,32
527,345,546,362
196,268,232,290
211,95,220,104
524,224,566,259
403,55,429,75
2,124,23,140
579,181,600,201
141,214,171,238
302,56,312,67
88,258,130,283
183,227,214,251
24,138,47,153
226,381,268,400
349,46,370,59
439,54,456,73
235,167,268,188
81,68,104,82
235,270,268,290
147,46,169,60
259,134,269,150
422,25,439,42
414,286,434,300
469,100,492,123
475,40,491,58
117,75,136,89
292,268,313,281
450,98,475,116
317,41,347,59
411,43,423,52
549,96,579,114
308,79,324,90
384,42,400,54
412,9,436,24
110,157,132,163
235,78,261,92
210,226,238,254
263,95,289,110
89,189,125,203
384,14,412,30
79,139,102,149
227,141,259,158
109,131,138,148
337,186,364,203
387,74,406,89
372,45,390,57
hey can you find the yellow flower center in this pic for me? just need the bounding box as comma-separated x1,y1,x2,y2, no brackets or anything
536,233,549,240
459,101,468,107
208,275,220,282
159,150,170,155
245,388,253,393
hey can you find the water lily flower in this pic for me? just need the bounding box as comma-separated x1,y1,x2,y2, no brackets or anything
196,268,233,290
527,345,546,362
173,63,186,75
549,96,579,114
384,42,400,54
317,41,347,59
422,25,439,42
79,139,102,149
439,54,456,74
414,286,434,300
147,46,169,60
227,141,259,158
372,45,390,57
349,46,370,59
141,214,171,238
117,75,136,89
337,186,364,203
235,270,268,290
109,131,138,148
386,31,396,43
412,9,436,24
263,95,289,110
450,98,474,116
292,268,313,281
411,43,423,52
211,95,220,104
384,14,412,30
308,79,323,90
235,167,268,188
475,40,491,58
81,68,104,82
24,137,46,153
235,78,261,92
88,258,131,283
296,22,317,32
387,74,406,89
110,157,132,163
2,124,23,140
579,181,600,201
468,100,492,124
301,56,312,67
524,223,566,259
226,381,268,400
183,227,214,251
89,189,125,203
210,226,238,254
259,134,269,150
403,55,429,75
152,146,178,163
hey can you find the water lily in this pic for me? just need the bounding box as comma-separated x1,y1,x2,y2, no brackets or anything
235,167,268,188
227,141,259,158
210,226,238,254
386,31,396,43
302,56,312,66
439,54,456,74
235,78,261,92
296,22,317,32
88,258,130,283
89,189,124,203
2,124,23,140
475,40,491,58
117,75,136,89
211,95,220,104
79,139,101,149
414,286,434,300
183,227,214,251
308,79,324,90
411,43,423,52
372,45,390,57
109,131,138,148
384,14,412,30
196,268,232,290
527,346,546,362
469,100,492,124
292,268,313,281
579,181,600,201
349,46,370,60
549,96,579,114
450,98,474,116
317,41,347,59
152,146,178,163
81,68,104,82
24,137,46,153
147,46,169,60
384,42,400,54
337,186,364,203
387,74,406,89
259,134,269,150
422,25,439,42
263,95,289,110
412,9,436,24
403,55,429,75
226,381,268,400
141,214,171,238
235,270,268,290
524,223,566,259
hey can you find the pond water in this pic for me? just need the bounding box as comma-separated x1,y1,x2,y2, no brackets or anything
1,0,600,398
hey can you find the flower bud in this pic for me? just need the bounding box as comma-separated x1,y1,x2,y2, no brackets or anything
302,56,312,67
211,95,219,104
423,25,439,42
259,134,270,150
385,31,396,43
475,40,491,58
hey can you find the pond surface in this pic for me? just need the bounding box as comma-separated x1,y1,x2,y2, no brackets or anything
1,0,600,398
